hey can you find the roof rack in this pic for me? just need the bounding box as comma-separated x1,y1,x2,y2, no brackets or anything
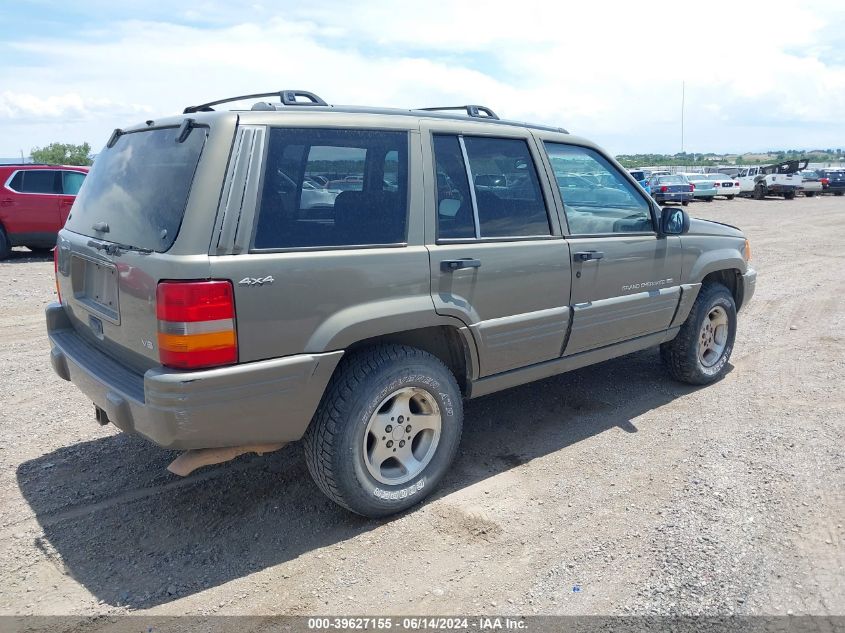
418,105,499,120
183,90,327,114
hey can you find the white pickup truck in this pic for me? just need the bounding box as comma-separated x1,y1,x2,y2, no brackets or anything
737,160,807,200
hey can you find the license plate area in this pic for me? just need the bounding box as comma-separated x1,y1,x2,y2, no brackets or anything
71,255,120,324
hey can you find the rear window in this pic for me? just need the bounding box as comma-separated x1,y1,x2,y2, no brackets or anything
64,126,207,252
253,128,408,249
659,175,686,184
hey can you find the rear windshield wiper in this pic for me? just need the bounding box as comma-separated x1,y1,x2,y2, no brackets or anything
87,238,153,256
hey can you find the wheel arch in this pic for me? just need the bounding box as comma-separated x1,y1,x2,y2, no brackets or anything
343,325,477,396
701,268,744,310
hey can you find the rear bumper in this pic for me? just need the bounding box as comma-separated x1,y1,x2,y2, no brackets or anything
739,267,757,311
767,183,799,193
652,192,693,202
46,303,343,450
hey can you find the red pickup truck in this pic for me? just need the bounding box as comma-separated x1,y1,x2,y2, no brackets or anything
0,164,88,259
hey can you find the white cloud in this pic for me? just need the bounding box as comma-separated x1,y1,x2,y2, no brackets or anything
0,91,152,122
0,0,843,155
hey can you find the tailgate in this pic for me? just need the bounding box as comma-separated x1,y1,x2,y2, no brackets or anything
55,234,208,373
54,121,224,373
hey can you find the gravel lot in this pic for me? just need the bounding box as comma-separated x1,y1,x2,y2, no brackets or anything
0,195,842,619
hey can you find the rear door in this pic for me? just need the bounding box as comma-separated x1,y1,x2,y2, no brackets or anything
538,141,683,355
422,123,572,377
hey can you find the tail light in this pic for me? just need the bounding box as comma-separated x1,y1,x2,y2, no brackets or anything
821,177,829,186
661,185,668,192
156,280,237,369
689,184,694,191
53,248,62,304
714,182,720,187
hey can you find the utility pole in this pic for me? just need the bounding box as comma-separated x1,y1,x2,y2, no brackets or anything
681,81,685,154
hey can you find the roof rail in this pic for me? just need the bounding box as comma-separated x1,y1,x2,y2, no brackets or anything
418,105,500,120
183,90,327,114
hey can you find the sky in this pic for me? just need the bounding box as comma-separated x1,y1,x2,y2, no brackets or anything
1,0,844,158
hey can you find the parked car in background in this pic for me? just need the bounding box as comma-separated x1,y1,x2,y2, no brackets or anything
817,169,845,196
628,169,650,188
736,160,805,200
798,170,824,197
0,163,88,259
705,173,740,200
649,174,693,205
682,173,717,202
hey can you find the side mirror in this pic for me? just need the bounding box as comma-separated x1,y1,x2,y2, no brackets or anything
661,206,690,235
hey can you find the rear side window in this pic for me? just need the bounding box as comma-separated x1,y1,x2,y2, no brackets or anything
464,137,550,238
13,170,59,193
254,128,408,249
8,172,24,191
65,127,207,252
432,134,551,239
433,135,475,239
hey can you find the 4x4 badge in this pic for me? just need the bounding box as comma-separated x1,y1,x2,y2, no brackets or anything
238,275,275,287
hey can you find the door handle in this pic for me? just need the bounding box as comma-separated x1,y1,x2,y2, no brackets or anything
441,258,482,272
574,250,604,262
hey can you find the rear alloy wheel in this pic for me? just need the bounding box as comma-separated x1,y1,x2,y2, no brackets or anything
303,344,463,518
660,283,737,385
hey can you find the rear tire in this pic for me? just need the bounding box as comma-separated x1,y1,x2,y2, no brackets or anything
805,191,815,198
682,200,689,206
784,191,795,200
706,197,714,202
753,183,765,200
835,191,843,196
727,195,735,200
303,344,463,518
660,283,737,385
0,228,10,260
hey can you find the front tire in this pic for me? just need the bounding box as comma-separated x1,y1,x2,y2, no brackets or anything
303,344,463,518
753,183,766,200
0,228,10,260
661,283,737,385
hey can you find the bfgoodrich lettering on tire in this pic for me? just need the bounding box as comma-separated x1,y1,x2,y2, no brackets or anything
660,282,737,385
303,344,463,518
